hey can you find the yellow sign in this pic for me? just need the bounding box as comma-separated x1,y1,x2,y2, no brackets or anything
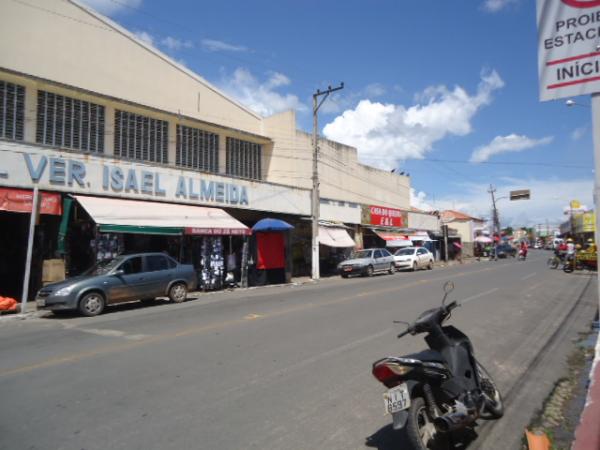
570,200,581,210
573,212,596,234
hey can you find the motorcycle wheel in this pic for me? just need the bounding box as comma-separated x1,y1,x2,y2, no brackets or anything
404,396,447,450
563,263,574,273
475,361,504,420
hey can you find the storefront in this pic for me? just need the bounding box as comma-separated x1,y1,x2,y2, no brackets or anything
360,204,410,250
318,223,356,275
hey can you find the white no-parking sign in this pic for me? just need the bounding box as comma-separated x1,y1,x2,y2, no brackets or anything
537,0,600,101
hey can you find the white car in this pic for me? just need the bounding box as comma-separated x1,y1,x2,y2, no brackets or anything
393,247,434,271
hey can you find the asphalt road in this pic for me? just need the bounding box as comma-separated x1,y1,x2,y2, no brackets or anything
0,251,597,450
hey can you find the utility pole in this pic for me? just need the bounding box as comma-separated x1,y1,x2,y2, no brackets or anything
488,185,500,237
311,82,344,280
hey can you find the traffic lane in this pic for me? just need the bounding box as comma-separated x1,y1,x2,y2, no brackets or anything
0,257,526,376
0,257,570,450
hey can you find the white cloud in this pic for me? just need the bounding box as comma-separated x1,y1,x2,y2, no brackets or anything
201,39,247,53
322,69,504,169
161,36,193,51
410,188,434,211
470,134,553,163
218,68,306,117
133,30,154,47
571,126,587,141
433,177,594,227
79,0,142,16
482,0,518,13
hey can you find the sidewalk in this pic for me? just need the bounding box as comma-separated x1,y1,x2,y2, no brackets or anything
572,321,600,450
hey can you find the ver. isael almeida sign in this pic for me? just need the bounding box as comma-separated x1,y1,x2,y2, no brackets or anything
537,0,600,101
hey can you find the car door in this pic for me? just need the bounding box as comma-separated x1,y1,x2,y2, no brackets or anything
144,254,174,297
107,256,146,303
380,249,393,269
417,248,427,268
373,250,384,271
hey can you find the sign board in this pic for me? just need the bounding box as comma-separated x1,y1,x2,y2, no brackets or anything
509,189,531,201
362,205,407,228
0,188,62,215
536,0,600,101
0,142,311,217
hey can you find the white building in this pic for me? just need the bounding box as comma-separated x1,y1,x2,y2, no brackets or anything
0,0,426,298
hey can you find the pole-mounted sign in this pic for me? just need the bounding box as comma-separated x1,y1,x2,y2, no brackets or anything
537,0,600,101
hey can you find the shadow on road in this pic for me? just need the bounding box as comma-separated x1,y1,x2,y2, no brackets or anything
42,295,202,319
365,424,479,450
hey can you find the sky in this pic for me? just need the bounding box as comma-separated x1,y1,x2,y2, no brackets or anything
79,0,596,228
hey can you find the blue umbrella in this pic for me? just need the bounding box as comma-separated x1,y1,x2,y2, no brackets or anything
252,218,294,232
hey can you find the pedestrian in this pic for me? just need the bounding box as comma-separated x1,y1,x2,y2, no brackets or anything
453,242,463,264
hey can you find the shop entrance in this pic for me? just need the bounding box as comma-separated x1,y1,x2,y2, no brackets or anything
0,211,29,299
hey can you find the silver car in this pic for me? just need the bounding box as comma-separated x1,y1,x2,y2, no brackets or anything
337,248,396,278
35,253,197,317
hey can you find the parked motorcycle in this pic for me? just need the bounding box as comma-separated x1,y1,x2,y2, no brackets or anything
371,282,504,449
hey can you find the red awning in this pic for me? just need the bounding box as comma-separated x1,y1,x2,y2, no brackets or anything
0,188,62,215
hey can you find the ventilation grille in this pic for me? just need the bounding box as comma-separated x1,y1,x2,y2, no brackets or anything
226,137,262,180
0,81,25,141
114,110,168,163
176,124,219,173
36,90,105,152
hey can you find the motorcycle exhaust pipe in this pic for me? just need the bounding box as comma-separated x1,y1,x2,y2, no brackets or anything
433,411,476,433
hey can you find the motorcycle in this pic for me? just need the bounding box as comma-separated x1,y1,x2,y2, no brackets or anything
563,253,597,273
518,249,527,261
371,282,504,449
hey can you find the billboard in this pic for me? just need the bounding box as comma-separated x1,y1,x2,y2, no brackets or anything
537,0,600,101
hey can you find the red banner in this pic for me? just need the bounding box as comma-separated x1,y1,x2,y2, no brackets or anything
0,188,62,215
367,205,406,227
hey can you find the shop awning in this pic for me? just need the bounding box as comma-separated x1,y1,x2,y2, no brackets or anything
408,234,433,242
73,195,250,236
318,226,355,248
373,230,412,248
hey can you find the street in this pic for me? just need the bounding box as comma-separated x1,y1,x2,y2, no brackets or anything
0,251,596,450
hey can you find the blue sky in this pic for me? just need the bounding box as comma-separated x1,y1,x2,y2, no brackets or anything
81,0,595,228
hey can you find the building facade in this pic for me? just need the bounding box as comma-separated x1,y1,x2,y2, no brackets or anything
0,0,416,298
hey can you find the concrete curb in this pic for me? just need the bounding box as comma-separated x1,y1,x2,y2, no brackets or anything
572,326,600,450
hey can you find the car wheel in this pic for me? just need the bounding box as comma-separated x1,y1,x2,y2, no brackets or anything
169,282,188,303
341,274,349,279
388,263,395,274
78,292,105,317
427,260,433,270
366,265,374,277
412,262,417,272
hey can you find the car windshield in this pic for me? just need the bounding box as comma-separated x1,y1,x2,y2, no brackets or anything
84,256,126,276
351,250,372,259
395,248,415,256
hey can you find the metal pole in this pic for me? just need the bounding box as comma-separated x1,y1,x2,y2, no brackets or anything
590,93,600,315
310,82,344,281
241,235,249,288
311,93,320,280
20,186,39,315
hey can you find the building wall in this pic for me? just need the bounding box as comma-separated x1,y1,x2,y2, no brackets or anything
408,211,439,232
0,0,263,135
0,0,411,222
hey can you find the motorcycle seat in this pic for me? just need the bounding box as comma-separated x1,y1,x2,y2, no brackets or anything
404,349,445,363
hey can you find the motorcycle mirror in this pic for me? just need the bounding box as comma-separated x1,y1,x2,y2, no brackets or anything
442,281,454,306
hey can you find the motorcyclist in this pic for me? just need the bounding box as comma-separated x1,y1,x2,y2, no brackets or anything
519,241,528,259
566,238,576,266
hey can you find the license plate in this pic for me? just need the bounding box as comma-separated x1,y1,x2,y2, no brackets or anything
36,299,45,307
343,267,352,272
383,383,411,414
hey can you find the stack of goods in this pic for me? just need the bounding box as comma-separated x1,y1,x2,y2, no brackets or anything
0,296,18,314
200,237,224,290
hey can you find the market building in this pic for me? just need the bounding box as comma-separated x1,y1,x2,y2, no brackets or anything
0,0,421,300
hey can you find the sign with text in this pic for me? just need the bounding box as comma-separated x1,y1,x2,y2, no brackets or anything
537,0,600,101
362,205,407,228
0,188,62,215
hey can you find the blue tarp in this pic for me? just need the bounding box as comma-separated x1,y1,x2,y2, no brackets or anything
252,218,294,232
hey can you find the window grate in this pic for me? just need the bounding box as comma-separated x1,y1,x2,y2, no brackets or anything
176,124,219,173
0,81,25,141
114,110,168,164
36,90,104,152
226,137,262,180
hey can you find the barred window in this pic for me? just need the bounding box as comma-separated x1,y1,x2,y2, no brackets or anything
0,81,25,141
176,124,219,173
226,137,262,180
114,110,168,164
36,90,105,152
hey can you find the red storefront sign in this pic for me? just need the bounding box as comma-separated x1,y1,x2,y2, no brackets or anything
184,227,251,236
366,205,406,227
0,188,62,215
